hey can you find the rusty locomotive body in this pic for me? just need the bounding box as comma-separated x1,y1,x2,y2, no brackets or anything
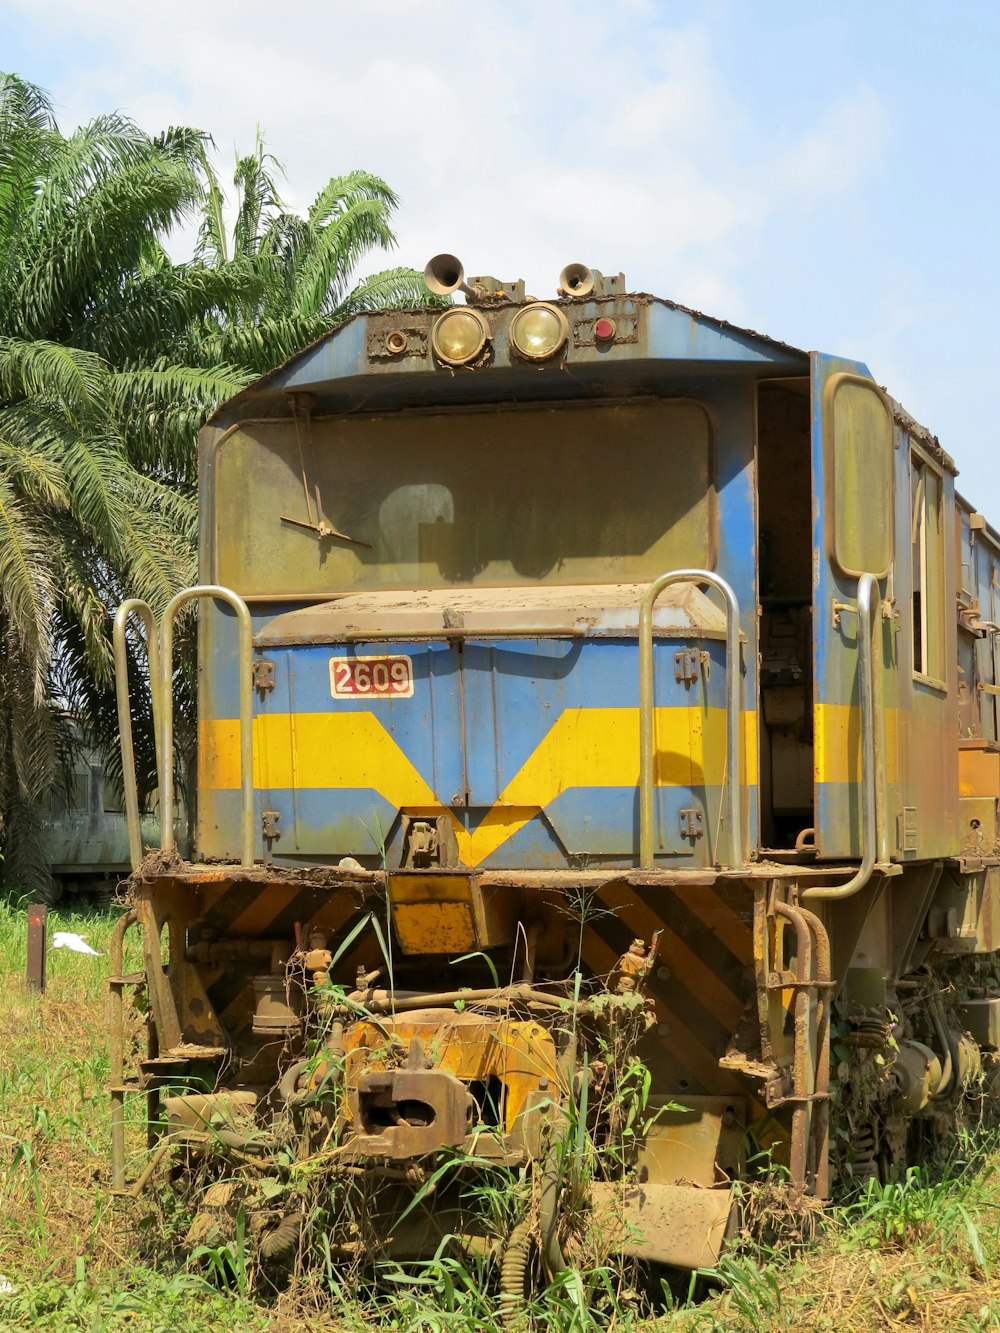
110,255,1000,1281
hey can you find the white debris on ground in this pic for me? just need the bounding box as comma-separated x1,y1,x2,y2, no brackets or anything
51,931,101,956
0,1275,15,1294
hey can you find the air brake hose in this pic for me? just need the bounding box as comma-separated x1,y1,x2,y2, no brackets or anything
928,992,959,1101
278,1058,312,1107
498,1218,535,1308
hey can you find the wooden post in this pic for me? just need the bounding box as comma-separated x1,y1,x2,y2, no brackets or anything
26,903,47,992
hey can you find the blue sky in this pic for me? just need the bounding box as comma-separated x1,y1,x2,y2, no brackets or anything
5,0,999,514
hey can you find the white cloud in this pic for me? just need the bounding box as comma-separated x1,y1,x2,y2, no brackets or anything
9,0,890,323
12,2,1000,518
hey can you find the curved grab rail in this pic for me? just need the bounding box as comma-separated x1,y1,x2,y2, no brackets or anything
159,585,255,868
802,572,881,901
113,600,162,871
639,570,743,868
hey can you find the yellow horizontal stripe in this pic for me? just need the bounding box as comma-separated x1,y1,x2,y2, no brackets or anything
201,707,758,794
814,704,899,785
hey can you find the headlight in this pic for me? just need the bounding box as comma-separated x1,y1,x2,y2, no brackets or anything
509,302,570,362
431,308,490,366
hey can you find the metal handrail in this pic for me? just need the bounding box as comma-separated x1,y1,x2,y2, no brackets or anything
803,572,882,901
108,907,137,1189
158,585,255,868
638,570,743,868
113,601,162,871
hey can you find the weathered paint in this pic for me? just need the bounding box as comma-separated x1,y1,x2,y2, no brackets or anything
113,267,1000,1263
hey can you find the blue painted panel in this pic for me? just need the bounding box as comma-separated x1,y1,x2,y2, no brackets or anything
274,787,399,859
201,787,399,863
265,638,466,810
545,786,717,860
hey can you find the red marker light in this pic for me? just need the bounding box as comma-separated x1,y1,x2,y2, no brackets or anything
594,317,616,342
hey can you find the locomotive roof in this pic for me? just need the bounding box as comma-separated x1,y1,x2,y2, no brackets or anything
208,293,813,427
207,294,951,478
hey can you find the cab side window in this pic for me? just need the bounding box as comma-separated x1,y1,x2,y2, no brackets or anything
911,452,945,684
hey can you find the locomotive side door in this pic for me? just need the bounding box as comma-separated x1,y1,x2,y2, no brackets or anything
810,353,897,861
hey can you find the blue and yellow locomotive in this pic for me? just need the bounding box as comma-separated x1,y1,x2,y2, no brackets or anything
110,254,1000,1280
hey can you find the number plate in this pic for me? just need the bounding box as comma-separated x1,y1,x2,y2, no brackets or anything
329,654,414,699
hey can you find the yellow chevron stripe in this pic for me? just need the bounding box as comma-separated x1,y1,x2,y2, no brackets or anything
678,887,754,965
199,706,759,867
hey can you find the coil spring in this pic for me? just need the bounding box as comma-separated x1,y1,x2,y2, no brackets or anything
853,1123,879,1181
843,1016,892,1050
498,1218,537,1317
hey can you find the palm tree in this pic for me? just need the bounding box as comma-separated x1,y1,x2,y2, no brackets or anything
0,74,432,889
0,74,212,886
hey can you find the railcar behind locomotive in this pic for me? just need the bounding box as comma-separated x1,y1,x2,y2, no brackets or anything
110,254,1000,1284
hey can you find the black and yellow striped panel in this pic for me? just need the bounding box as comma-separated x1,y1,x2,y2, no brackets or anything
580,881,753,1096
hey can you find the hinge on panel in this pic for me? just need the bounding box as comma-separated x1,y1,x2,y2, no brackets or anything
898,806,918,854
674,649,706,684
678,808,704,840
261,810,281,841
252,659,275,692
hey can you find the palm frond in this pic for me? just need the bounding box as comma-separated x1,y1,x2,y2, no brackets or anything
307,168,400,228
330,266,439,320
0,336,109,415
0,74,58,284
20,149,201,336
232,131,284,260
80,259,267,363
294,195,399,317
0,473,56,702
193,314,332,375
0,417,69,507
192,135,229,266
110,360,251,470
120,504,196,614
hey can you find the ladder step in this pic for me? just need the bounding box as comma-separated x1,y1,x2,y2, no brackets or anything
141,1045,229,1070
109,972,147,986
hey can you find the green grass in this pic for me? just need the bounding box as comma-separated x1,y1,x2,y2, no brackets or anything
0,895,269,1332
3,890,1000,1330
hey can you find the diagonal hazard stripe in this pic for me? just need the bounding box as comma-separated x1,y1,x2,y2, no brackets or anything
583,921,735,1094
605,884,745,1031
215,902,372,1033
676,886,754,964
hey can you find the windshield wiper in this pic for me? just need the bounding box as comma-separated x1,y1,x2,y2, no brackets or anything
280,514,371,547
283,393,371,548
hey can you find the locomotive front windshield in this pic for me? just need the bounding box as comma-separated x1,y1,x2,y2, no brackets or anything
212,398,714,594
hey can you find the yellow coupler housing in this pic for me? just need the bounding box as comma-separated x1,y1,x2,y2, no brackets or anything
337,1009,560,1159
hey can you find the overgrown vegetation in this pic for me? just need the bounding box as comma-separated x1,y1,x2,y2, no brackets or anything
3,889,1000,1330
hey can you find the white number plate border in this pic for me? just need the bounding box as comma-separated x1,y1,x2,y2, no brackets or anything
329,654,414,699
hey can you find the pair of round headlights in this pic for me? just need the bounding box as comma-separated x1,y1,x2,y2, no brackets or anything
431,302,570,367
